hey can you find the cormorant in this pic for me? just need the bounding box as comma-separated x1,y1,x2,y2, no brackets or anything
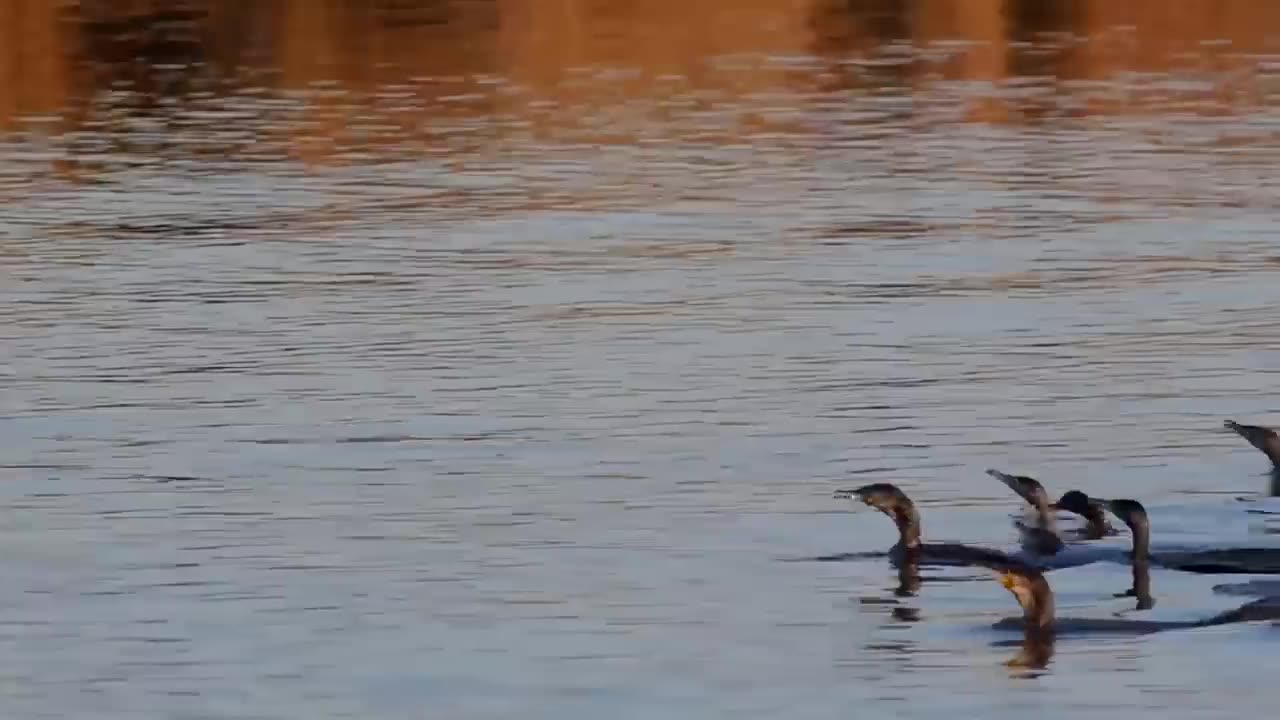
1225,419,1280,468
993,561,1280,635
988,469,1115,542
1050,489,1115,540
1224,419,1280,496
986,469,1065,554
1105,498,1280,575
832,483,1015,568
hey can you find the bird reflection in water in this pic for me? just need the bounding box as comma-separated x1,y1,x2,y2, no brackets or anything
1007,630,1056,671
894,550,921,597
1116,547,1156,611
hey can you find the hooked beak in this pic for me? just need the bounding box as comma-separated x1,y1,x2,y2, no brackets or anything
833,488,859,500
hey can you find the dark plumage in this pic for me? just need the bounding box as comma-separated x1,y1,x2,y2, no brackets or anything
1224,419,1280,467
986,469,1065,555
990,470,1114,542
833,483,1014,568
1105,498,1280,575
993,562,1280,637
1050,490,1114,540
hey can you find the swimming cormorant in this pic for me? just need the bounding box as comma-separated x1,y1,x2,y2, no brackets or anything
1050,489,1115,540
986,469,1066,554
832,483,1015,568
1105,498,1280,575
1224,420,1280,496
993,561,1280,636
988,470,1115,542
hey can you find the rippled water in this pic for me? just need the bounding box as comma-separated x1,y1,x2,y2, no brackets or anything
3,2,1280,718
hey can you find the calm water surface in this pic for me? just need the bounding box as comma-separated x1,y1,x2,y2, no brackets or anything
2,2,1280,718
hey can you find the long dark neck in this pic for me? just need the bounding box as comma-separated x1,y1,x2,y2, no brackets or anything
1261,435,1280,467
1033,496,1056,534
1129,520,1151,564
890,502,922,549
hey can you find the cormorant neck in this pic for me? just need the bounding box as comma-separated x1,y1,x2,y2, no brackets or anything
890,502,922,549
1128,518,1151,563
1033,495,1056,533
1262,437,1280,467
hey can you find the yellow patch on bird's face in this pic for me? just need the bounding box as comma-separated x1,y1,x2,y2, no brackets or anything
999,572,1016,590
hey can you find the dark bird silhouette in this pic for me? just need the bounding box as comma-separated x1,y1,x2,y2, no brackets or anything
1049,489,1115,540
986,469,1066,554
1225,419,1280,468
1105,498,1280,574
989,470,1115,541
831,483,1015,569
990,560,1280,668
1224,420,1280,496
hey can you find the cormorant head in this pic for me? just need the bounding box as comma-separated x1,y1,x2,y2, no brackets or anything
1051,489,1097,517
834,482,921,547
987,469,1051,510
1225,419,1280,465
833,482,911,513
1104,498,1149,534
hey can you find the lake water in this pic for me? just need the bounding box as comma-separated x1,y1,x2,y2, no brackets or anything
2,1,1280,718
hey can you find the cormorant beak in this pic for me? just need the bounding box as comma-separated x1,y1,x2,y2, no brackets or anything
833,488,855,500
987,468,1016,489
987,469,1033,503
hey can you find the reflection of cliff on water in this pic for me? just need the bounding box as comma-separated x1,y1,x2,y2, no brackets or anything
0,0,1279,164
811,0,1280,122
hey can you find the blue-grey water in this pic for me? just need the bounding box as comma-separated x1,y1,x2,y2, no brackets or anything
2,2,1280,718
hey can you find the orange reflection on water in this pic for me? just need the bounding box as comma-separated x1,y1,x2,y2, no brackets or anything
0,0,71,132
0,0,1277,155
